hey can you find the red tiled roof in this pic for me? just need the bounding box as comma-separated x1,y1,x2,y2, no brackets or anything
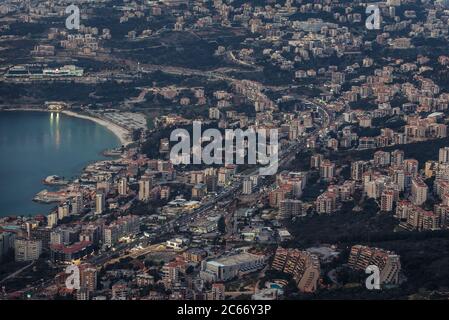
50,241,92,254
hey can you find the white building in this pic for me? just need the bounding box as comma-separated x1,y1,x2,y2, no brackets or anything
439,147,449,164
95,192,105,214
138,176,152,201
14,238,42,262
118,177,128,196
166,238,188,250
200,253,266,282
71,193,83,215
242,179,253,195
209,107,220,120
47,212,58,228
103,225,119,247
411,179,428,206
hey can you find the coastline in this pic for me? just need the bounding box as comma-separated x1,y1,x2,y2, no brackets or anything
61,110,132,146
0,107,132,146
0,107,132,216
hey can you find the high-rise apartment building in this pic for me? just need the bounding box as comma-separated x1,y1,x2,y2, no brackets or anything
320,160,335,180
95,191,105,215
138,176,152,201
118,177,128,196
271,247,320,293
242,178,253,195
381,190,395,212
411,178,428,206
14,238,42,262
348,245,401,285
439,147,449,164
209,283,225,300
351,161,365,181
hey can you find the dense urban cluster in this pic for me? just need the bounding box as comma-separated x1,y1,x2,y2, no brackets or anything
1,0,449,300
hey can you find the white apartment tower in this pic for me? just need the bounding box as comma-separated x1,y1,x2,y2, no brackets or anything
14,238,42,262
95,192,105,215
242,179,253,195
411,179,428,206
439,147,449,164
138,176,152,201
118,177,128,196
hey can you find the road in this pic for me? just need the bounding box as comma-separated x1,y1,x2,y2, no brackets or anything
0,261,35,285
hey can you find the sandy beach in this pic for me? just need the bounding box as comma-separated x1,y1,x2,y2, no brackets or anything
61,110,132,146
